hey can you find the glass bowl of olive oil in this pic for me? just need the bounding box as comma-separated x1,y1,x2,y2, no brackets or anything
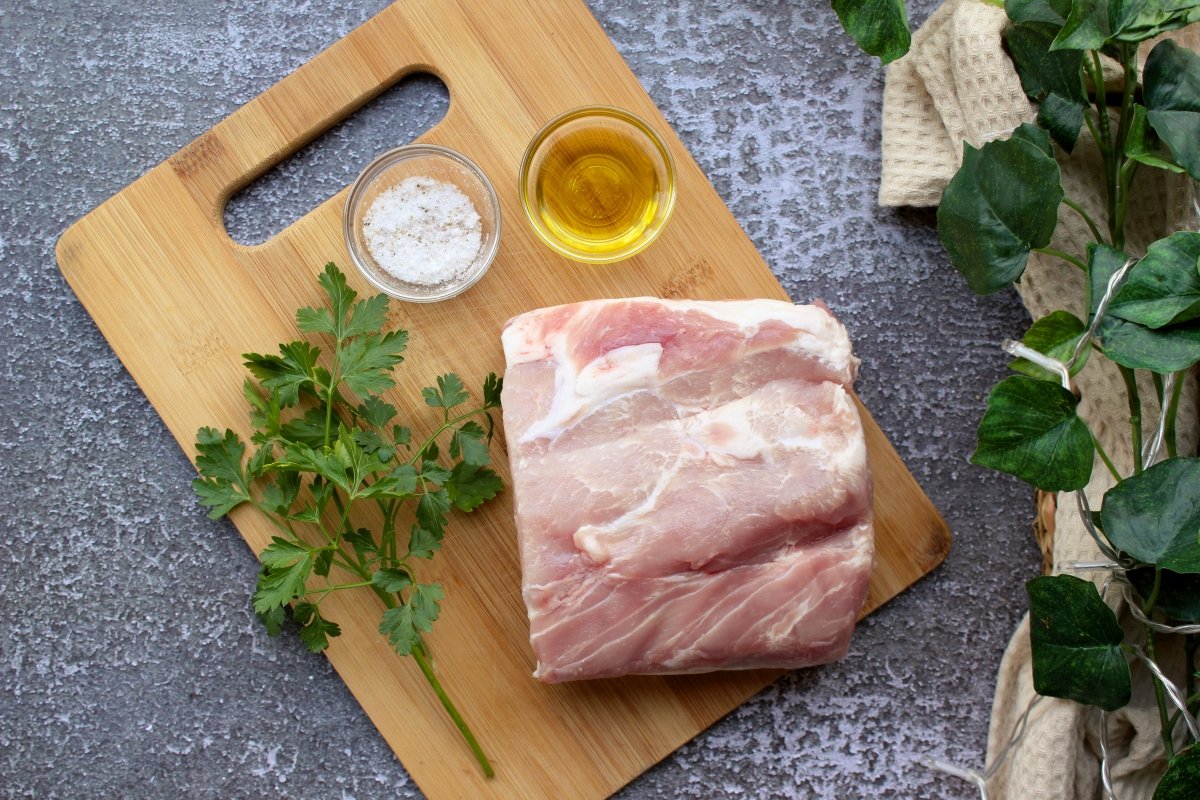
520,106,676,263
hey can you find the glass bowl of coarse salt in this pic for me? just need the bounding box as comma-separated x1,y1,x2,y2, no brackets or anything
344,144,501,302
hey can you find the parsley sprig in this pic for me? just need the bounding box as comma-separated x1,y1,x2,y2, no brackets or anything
193,263,501,777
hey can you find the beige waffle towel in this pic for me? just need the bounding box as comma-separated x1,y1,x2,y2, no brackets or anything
878,3,1200,797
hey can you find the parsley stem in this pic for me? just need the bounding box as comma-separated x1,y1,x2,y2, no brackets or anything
369,585,494,777
409,406,493,467
1063,197,1104,244
1119,366,1144,474
308,579,374,597
1034,247,1087,271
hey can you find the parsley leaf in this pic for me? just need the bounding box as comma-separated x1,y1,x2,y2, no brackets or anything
339,330,408,398
253,537,313,612
293,601,342,652
408,525,443,560
243,341,322,407
423,373,470,411
192,264,502,777
372,567,413,594
450,421,490,467
378,583,444,656
446,463,504,512
193,427,250,519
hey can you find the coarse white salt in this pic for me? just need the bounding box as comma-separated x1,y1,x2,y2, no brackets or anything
362,176,483,286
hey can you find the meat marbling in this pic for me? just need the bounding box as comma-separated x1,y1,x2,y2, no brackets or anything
500,297,873,683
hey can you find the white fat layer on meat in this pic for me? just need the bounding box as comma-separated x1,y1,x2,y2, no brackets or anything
519,342,665,443
501,299,857,445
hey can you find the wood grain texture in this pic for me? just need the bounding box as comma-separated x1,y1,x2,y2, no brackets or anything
55,1,951,798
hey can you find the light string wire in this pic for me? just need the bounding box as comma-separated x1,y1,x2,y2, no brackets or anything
929,254,1200,797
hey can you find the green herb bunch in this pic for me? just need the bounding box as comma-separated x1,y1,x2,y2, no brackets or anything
192,263,502,777
839,0,1200,791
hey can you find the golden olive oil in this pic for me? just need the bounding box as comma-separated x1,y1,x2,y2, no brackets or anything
534,126,662,256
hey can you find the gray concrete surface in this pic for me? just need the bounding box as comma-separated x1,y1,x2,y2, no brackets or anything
0,1,1040,797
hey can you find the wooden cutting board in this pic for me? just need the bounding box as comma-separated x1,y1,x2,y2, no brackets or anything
56,1,951,797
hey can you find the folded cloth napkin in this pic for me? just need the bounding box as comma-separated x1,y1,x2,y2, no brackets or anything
877,3,1200,798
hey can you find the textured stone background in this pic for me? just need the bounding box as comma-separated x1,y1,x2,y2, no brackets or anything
0,1,1041,798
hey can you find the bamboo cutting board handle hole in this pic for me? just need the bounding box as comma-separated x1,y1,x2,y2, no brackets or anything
222,73,450,246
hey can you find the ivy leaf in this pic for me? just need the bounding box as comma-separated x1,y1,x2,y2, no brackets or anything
423,373,470,411
1004,21,1086,152
972,375,1094,491
1109,232,1200,329
831,0,910,64
1125,104,1189,174
1027,574,1132,712
1010,310,1090,381
1127,568,1200,623
1100,458,1200,573
1006,0,1072,27
293,601,342,652
1053,0,1200,50
1089,243,1200,372
938,123,1064,294
1037,93,1085,152
378,583,444,656
1155,749,1200,800
1145,40,1200,180
446,463,504,513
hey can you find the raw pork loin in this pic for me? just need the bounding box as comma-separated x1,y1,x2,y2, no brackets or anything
500,297,873,683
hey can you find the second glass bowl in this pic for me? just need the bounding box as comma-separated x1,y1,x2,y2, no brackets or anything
520,106,676,264
344,144,501,303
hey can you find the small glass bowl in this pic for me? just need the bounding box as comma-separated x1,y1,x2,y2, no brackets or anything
344,144,501,302
520,106,676,264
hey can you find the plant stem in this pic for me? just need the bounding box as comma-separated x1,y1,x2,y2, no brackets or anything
1146,626,1177,759
411,643,495,778
1165,370,1185,459
1106,46,1138,250
1141,570,1178,757
1143,567,1163,615
1186,635,1198,718
307,579,374,597
1119,366,1144,474
1091,432,1123,483
1035,247,1088,271
1063,197,1105,243
409,407,492,467
370,584,494,777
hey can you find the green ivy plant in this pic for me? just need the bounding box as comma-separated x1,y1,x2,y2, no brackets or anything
835,0,1200,792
